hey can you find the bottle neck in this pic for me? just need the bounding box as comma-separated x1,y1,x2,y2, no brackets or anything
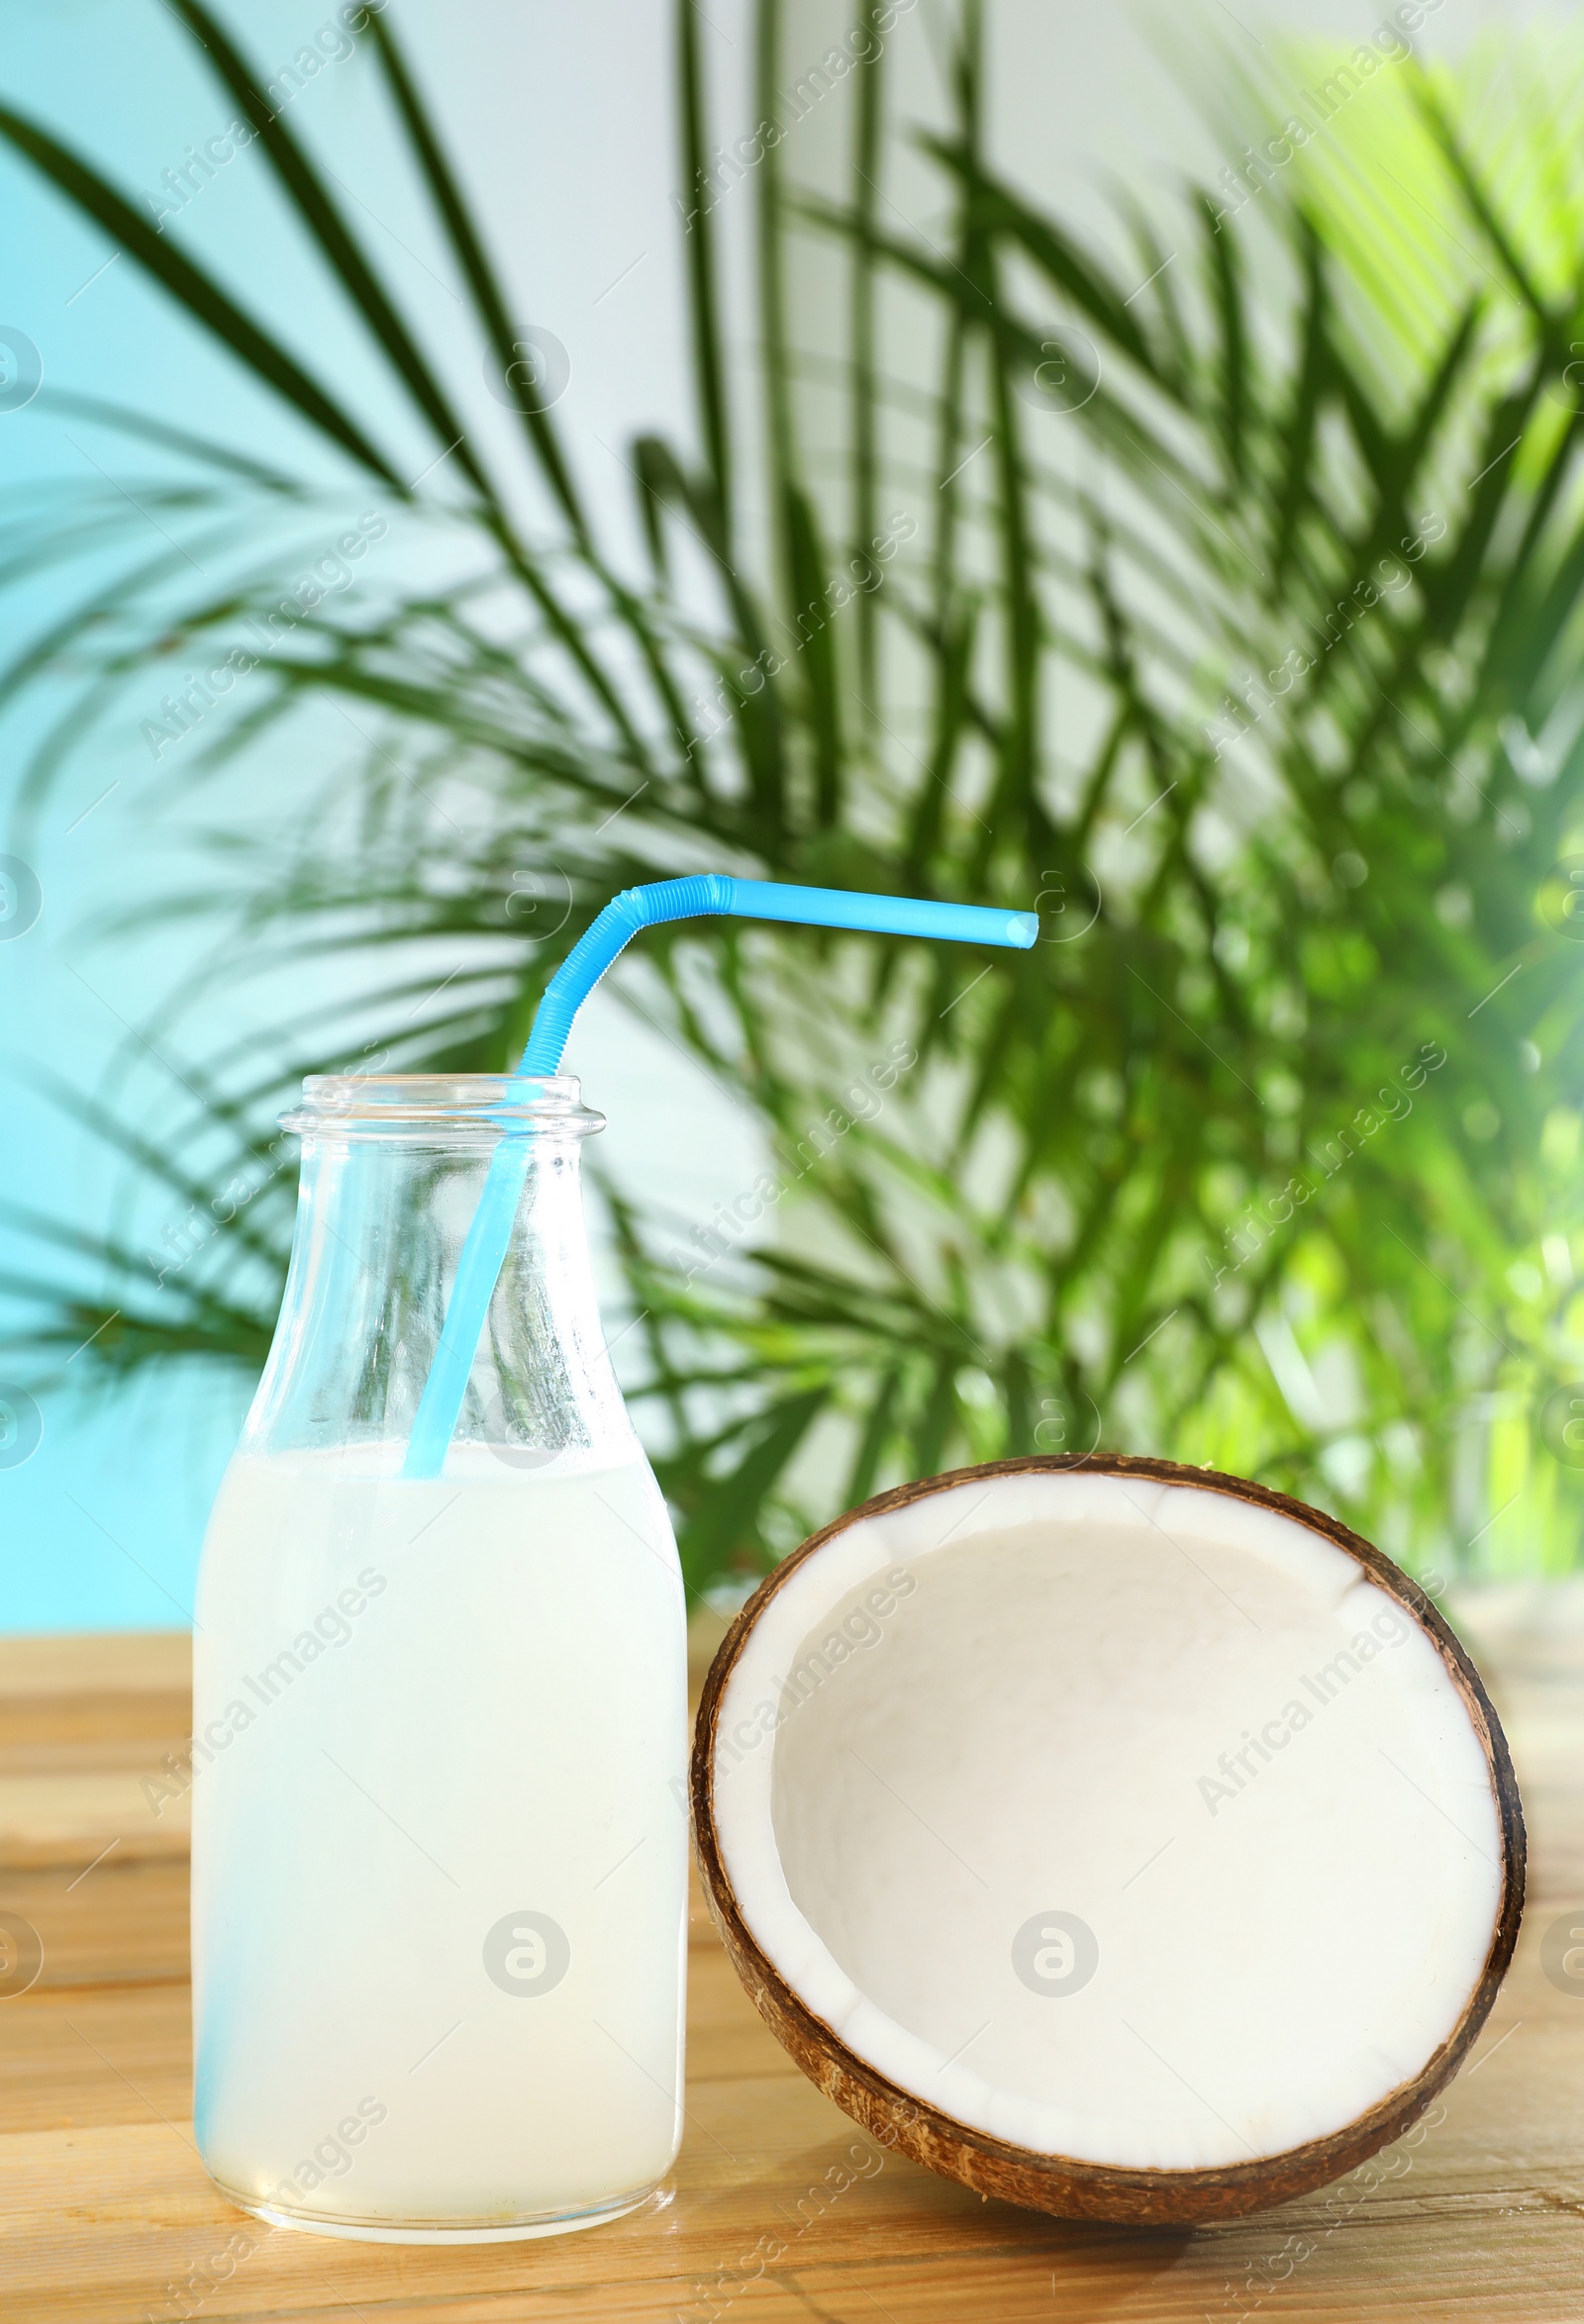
243,1125,636,1476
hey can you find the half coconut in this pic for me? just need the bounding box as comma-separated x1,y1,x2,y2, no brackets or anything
692,1455,1524,2223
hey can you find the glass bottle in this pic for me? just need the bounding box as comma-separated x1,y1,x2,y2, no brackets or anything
190,1075,688,2242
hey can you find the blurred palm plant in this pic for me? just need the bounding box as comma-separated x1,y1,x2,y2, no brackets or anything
5,0,1584,1595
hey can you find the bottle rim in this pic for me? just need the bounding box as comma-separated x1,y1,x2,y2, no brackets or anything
280,1073,605,1138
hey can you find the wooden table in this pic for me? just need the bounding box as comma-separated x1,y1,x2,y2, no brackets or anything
2,1595,1582,2323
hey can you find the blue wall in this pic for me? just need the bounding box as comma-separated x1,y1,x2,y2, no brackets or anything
0,0,744,1630
1,0,1514,1628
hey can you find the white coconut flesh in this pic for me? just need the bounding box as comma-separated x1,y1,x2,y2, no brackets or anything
709,1469,1506,2173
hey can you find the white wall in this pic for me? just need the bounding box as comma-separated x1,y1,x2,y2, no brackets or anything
0,0,1563,1625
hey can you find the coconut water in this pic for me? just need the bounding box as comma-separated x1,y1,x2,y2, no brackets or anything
191,1445,688,2237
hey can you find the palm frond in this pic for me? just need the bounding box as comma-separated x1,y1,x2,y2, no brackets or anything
5,5,1584,1600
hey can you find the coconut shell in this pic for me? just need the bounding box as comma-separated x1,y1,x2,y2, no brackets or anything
691,1453,1526,2225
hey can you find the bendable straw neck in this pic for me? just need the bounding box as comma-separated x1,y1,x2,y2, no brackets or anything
519,876,1038,1078
520,876,735,1077
402,877,1037,1478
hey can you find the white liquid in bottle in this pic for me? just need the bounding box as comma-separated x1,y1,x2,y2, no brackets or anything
191,1444,689,2240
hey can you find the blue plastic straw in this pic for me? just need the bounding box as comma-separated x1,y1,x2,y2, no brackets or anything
402,876,1037,1478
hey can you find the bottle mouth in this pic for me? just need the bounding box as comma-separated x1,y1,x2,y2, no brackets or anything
280,1073,606,1138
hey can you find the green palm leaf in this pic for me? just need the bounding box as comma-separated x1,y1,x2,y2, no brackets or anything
6,3,1584,1603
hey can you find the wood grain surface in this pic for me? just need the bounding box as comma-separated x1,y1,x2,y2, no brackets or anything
1,1596,1581,2323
